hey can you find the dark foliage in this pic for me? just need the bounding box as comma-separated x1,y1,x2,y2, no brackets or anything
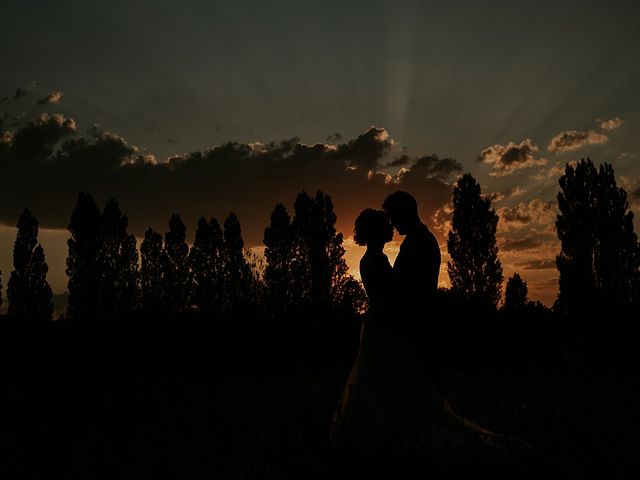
96,198,139,319
3,176,640,476
503,273,528,312
162,214,191,314
189,217,224,314
140,227,164,310
66,192,102,321
66,194,138,322
555,159,640,328
447,174,503,308
263,203,296,315
291,191,353,313
222,212,256,315
7,208,53,323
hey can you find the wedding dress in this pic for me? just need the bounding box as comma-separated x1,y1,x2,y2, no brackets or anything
330,248,526,457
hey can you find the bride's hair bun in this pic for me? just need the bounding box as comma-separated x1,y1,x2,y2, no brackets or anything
354,208,394,246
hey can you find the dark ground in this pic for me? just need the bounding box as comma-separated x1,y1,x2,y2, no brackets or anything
2,313,640,478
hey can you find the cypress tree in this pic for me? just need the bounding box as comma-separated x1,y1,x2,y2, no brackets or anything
263,203,295,314
7,208,53,323
66,192,101,321
447,174,503,308
503,273,528,311
140,227,164,310
162,214,191,314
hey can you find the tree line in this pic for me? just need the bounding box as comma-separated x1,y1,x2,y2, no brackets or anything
0,157,638,330
0,190,365,326
446,158,639,326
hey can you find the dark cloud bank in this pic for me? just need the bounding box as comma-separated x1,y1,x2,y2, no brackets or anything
0,117,463,245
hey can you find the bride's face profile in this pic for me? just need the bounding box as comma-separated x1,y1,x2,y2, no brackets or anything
354,209,394,248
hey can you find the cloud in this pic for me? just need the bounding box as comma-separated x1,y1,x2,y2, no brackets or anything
394,155,463,182
497,198,556,233
484,191,505,203
3,113,76,162
483,186,526,204
531,164,565,182
505,185,527,197
432,203,454,238
500,235,543,252
478,139,547,177
528,277,558,291
498,206,533,227
0,123,459,248
625,181,640,209
387,154,411,167
326,132,342,142
37,90,64,105
619,175,640,207
334,125,394,171
547,130,608,153
0,131,13,145
513,259,556,270
598,117,623,132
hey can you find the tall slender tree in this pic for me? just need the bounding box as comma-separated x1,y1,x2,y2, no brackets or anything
210,218,225,312
96,198,139,318
118,235,139,312
7,208,53,323
140,227,164,310
556,159,640,316
503,273,528,311
263,203,295,314
162,214,191,314
222,212,253,313
190,217,224,313
447,174,503,308
66,192,101,321
291,191,350,311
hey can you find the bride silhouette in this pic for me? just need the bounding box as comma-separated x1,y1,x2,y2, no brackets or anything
330,192,530,458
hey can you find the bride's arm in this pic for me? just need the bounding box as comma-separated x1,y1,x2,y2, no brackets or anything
360,258,392,310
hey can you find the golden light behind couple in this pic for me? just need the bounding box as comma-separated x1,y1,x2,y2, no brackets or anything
331,191,532,458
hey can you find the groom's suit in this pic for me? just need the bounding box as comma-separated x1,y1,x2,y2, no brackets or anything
392,222,442,378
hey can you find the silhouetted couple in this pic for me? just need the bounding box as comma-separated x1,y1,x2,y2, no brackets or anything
331,191,529,459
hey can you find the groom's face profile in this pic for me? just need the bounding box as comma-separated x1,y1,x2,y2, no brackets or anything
382,191,420,235
386,210,410,235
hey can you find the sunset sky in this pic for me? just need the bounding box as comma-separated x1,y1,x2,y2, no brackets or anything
1,0,639,307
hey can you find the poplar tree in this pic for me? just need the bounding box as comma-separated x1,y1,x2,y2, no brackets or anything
162,214,191,313
140,227,164,309
291,191,349,311
503,273,528,311
447,174,503,308
556,159,640,316
66,192,101,321
222,212,253,313
190,217,224,313
7,208,53,322
263,203,295,314
96,198,138,318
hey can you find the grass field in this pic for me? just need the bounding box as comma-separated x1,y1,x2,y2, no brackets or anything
3,353,639,477
2,315,639,478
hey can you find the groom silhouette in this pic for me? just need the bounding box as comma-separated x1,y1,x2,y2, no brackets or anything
382,191,443,383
